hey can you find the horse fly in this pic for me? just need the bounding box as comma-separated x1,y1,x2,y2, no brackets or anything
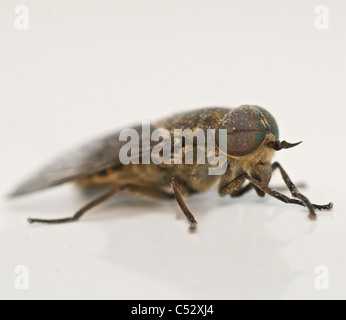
9,105,333,231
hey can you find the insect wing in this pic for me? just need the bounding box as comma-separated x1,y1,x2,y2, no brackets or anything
9,124,158,197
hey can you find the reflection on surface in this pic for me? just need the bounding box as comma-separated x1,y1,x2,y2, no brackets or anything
98,191,314,299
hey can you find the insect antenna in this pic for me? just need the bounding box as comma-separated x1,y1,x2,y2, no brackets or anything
267,140,302,151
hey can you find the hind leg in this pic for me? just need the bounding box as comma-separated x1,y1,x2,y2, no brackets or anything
28,186,124,224
28,183,175,224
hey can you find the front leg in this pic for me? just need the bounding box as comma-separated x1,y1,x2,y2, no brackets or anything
219,172,266,197
271,162,333,214
219,166,333,218
229,164,321,200
219,173,246,196
244,171,333,220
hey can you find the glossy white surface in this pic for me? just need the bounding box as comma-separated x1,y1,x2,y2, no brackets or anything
0,0,345,299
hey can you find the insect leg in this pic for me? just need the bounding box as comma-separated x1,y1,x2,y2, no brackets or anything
170,177,197,232
230,170,306,198
230,182,254,197
230,183,307,198
271,162,333,211
244,173,332,220
28,186,123,224
220,173,263,197
219,173,246,196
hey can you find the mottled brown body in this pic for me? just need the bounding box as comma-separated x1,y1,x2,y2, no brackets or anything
10,106,333,228
77,107,231,196
76,107,276,197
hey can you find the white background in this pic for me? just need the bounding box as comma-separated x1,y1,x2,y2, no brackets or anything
0,0,345,299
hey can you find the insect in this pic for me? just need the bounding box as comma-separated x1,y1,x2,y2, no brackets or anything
9,105,333,230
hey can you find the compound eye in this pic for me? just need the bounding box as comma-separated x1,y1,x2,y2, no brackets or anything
258,107,279,140
217,106,271,157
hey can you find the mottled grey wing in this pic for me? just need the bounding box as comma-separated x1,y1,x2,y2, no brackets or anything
9,124,155,197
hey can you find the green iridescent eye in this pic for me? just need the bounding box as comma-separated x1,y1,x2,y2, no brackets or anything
217,105,279,157
258,107,279,140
